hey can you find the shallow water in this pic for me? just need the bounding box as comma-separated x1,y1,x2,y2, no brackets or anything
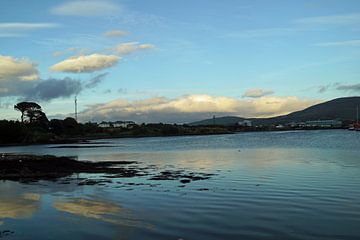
1,130,360,240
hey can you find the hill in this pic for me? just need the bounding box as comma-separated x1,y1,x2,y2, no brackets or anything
189,96,360,126
189,116,246,126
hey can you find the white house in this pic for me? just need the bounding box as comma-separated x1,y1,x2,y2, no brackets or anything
237,120,252,127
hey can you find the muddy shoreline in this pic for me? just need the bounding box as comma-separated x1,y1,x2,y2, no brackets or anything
0,154,214,185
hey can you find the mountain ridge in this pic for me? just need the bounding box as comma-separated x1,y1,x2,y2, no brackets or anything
189,96,360,126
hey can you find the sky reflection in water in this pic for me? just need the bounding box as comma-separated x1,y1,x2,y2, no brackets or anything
0,130,360,239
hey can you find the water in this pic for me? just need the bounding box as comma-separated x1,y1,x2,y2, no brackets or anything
1,130,360,239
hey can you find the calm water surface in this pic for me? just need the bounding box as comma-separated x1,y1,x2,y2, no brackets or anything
1,130,360,240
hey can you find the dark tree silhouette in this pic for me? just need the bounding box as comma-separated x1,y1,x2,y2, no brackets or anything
14,102,43,123
26,109,48,123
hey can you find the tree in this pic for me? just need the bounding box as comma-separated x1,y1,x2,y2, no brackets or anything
26,109,48,123
14,102,43,123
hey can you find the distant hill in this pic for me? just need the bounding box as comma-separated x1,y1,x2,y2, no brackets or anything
189,97,360,126
189,116,245,126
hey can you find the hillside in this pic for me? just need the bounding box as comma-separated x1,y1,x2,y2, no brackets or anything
189,116,246,126
189,96,360,126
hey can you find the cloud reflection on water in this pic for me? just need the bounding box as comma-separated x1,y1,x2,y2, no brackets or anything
0,193,40,220
53,198,141,227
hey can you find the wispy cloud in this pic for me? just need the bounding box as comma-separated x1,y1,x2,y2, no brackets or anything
295,13,360,26
84,73,108,89
225,13,360,39
242,88,274,98
225,27,298,39
0,22,59,38
314,40,360,47
0,33,26,38
52,47,89,57
0,22,59,30
103,30,129,38
336,83,360,92
317,82,360,93
51,0,122,17
112,42,155,56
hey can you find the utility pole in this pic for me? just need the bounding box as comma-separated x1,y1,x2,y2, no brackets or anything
75,96,78,122
213,115,216,125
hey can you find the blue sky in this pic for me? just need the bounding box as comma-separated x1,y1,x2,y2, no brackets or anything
1,0,360,123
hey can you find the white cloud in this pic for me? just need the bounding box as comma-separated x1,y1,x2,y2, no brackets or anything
51,0,122,17
103,30,129,38
49,54,119,73
242,88,274,98
0,55,39,81
79,94,319,123
112,42,155,56
314,40,360,47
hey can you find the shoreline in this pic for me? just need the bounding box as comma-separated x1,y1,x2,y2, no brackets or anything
0,154,214,185
0,131,234,147
0,128,348,148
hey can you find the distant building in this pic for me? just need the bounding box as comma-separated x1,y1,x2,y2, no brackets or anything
304,120,342,128
98,121,135,128
98,121,111,128
112,121,135,128
237,120,252,127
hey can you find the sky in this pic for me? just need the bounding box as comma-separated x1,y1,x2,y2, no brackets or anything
1,0,360,123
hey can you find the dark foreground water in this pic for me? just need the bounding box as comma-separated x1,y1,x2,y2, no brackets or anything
1,130,360,240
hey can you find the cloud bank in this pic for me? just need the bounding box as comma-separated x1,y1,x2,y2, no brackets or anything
25,78,82,101
49,54,119,73
0,55,108,101
78,94,319,123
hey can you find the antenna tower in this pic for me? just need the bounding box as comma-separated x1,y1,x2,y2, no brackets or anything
75,96,78,121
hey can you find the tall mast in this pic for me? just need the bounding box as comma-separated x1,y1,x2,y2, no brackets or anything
75,96,78,121
357,105,359,125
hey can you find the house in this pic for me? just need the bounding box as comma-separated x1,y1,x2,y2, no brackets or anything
98,121,111,128
98,121,135,128
237,120,252,127
112,121,135,128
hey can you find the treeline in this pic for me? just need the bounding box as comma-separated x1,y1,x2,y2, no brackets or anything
0,101,231,145
0,119,232,145
0,118,101,145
